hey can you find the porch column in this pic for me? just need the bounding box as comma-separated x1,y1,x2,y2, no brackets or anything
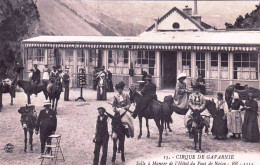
60,49,65,70
129,50,133,85
44,49,48,65
229,52,233,85
73,49,77,74
177,51,182,76
102,50,109,70
259,53,260,89
205,52,210,79
155,51,161,89
218,52,221,92
191,51,196,79
84,49,89,73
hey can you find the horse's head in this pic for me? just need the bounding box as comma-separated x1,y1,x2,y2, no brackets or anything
164,95,174,108
192,111,203,127
18,105,36,129
205,100,217,118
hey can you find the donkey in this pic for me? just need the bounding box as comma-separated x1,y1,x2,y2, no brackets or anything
47,78,62,113
18,105,37,152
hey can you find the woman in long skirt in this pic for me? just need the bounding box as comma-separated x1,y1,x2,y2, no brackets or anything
97,73,107,100
227,92,244,139
107,69,114,92
242,93,259,142
211,92,228,139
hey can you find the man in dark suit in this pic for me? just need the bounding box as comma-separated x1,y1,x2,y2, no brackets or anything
195,74,206,95
35,104,57,157
93,107,109,165
133,74,157,118
62,68,70,101
32,64,41,84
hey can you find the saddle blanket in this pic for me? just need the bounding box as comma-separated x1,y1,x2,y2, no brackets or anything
116,108,135,138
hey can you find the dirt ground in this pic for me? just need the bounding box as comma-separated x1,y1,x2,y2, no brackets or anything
0,88,259,165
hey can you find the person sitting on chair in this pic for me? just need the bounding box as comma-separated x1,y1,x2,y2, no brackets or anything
185,85,210,137
132,74,157,119
195,74,206,95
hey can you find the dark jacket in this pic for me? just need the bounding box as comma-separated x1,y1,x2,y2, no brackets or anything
36,109,57,136
62,73,70,88
95,115,109,143
141,81,157,100
32,69,41,83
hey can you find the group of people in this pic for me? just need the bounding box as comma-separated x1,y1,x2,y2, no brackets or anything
175,72,259,142
28,64,70,101
93,81,133,165
92,66,114,101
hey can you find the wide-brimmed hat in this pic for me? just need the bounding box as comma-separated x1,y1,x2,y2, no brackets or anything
145,74,152,80
115,81,125,90
43,103,51,108
177,73,187,80
97,107,106,112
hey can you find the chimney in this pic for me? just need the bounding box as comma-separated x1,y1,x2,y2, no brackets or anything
183,5,192,16
194,0,198,15
153,17,159,31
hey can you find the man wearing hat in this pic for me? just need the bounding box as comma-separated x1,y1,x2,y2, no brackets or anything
174,73,189,110
35,104,57,157
133,74,157,118
49,66,59,80
93,107,109,165
62,68,70,101
107,69,114,92
32,64,41,85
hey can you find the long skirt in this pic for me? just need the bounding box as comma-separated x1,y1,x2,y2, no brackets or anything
211,109,228,137
227,110,242,134
97,86,107,100
117,108,134,138
242,111,259,142
107,79,114,92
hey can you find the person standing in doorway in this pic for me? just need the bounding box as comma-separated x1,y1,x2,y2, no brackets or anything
62,68,70,101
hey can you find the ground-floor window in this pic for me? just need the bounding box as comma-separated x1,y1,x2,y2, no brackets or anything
47,49,55,66
65,49,74,73
234,52,258,80
210,52,218,78
220,53,229,79
77,49,85,65
108,50,129,75
181,52,191,77
133,51,155,75
196,52,205,77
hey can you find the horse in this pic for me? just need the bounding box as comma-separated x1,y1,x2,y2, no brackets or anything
129,86,167,147
225,85,260,109
0,75,19,110
18,105,37,152
17,80,48,104
47,79,62,113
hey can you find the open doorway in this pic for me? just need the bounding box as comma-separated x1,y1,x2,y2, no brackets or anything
162,51,177,88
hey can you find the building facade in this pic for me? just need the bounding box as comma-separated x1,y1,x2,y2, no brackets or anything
21,7,260,91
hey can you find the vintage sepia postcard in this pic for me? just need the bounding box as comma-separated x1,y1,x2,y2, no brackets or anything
0,0,259,165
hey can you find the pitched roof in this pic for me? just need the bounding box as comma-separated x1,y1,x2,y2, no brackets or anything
146,7,212,32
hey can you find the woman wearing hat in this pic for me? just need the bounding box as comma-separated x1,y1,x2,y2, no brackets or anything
173,73,189,110
227,92,244,138
211,92,228,139
107,69,114,92
97,73,108,100
242,93,259,142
